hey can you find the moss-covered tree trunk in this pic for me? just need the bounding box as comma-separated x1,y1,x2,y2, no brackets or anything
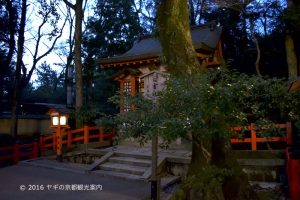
157,0,202,77
157,1,256,199
11,0,27,138
285,0,299,80
211,136,256,200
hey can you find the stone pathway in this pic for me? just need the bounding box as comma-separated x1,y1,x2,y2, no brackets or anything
0,164,150,200
15,145,191,200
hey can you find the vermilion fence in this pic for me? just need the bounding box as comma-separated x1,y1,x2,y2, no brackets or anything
230,122,291,151
0,123,292,165
39,126,116,151
0,142,39,165
0,126,115,166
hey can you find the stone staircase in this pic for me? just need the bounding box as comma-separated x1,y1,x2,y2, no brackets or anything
88,152,153,181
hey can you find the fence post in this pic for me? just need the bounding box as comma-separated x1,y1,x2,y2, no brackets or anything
84,126,89,144
287,122,293,146
14,143,20,164
39,136,44,152
250,124,257,151
53,133,56,151
67,130,72,150
290,160,300,200
32,141,39,158
99,127,104,142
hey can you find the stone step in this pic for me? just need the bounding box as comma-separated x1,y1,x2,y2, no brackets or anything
99,162,149,175
91,169,146,181
114,151,152,160
232,150,285,159
237,159,285,166
249,181,282,189
109,156,151,167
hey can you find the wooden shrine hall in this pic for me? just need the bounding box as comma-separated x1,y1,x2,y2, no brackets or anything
96,24,223,111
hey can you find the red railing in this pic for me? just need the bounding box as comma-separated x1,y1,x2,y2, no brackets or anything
230,122,291,151
0,123,292,167
285,122,300,200
39,126,116,151
286,148,300,200
0,126,115,167
0,142,39,165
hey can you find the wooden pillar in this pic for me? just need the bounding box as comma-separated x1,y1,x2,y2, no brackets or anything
287,122,293,145
120,80,124,94
120,80,124,112
56,127,62,160
99,127,104,142
39,136,44,152
67,130,72,150
53,133,56,151
32,141,39,158
151,134,158,200
250,124,257,151
84,126,89,144
130,76,136,96
290,160,300,200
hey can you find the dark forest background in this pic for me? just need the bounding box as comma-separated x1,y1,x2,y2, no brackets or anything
0,0,299,115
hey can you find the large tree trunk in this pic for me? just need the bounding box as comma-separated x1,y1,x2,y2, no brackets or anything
74,0,83,114
63,0,84,127
211,136,256,200
157,1,255,199
0,0,17,114
286,33,298,80
157,0,201,77
11,0,27,138
285,0,299,80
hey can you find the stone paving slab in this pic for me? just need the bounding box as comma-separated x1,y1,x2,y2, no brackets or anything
93,145,192,159
109,156,151,166
21,158,90,174
91,170,145,181
0,165,150,200
100,162,148,175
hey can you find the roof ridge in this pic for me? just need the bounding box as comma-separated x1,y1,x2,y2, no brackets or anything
136,21,218,42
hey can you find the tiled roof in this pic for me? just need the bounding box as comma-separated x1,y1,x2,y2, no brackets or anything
97,25,222,66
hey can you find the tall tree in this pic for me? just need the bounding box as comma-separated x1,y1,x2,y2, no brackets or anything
63,0,84,121
11,0,27,138
285,0,300,80
157,0,255,199
10,0,66,137
84,0,144,58
82,0,143,113
0,0,18,113
157,0,201,77
202,0,287,76
22,0,66,87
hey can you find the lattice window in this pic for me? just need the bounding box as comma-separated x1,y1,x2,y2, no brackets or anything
138,79,144,94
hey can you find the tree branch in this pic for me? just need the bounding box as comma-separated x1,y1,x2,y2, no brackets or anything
24,17,68,86
62,0,76,10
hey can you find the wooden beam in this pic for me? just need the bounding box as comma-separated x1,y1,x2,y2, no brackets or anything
130,77,136,96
